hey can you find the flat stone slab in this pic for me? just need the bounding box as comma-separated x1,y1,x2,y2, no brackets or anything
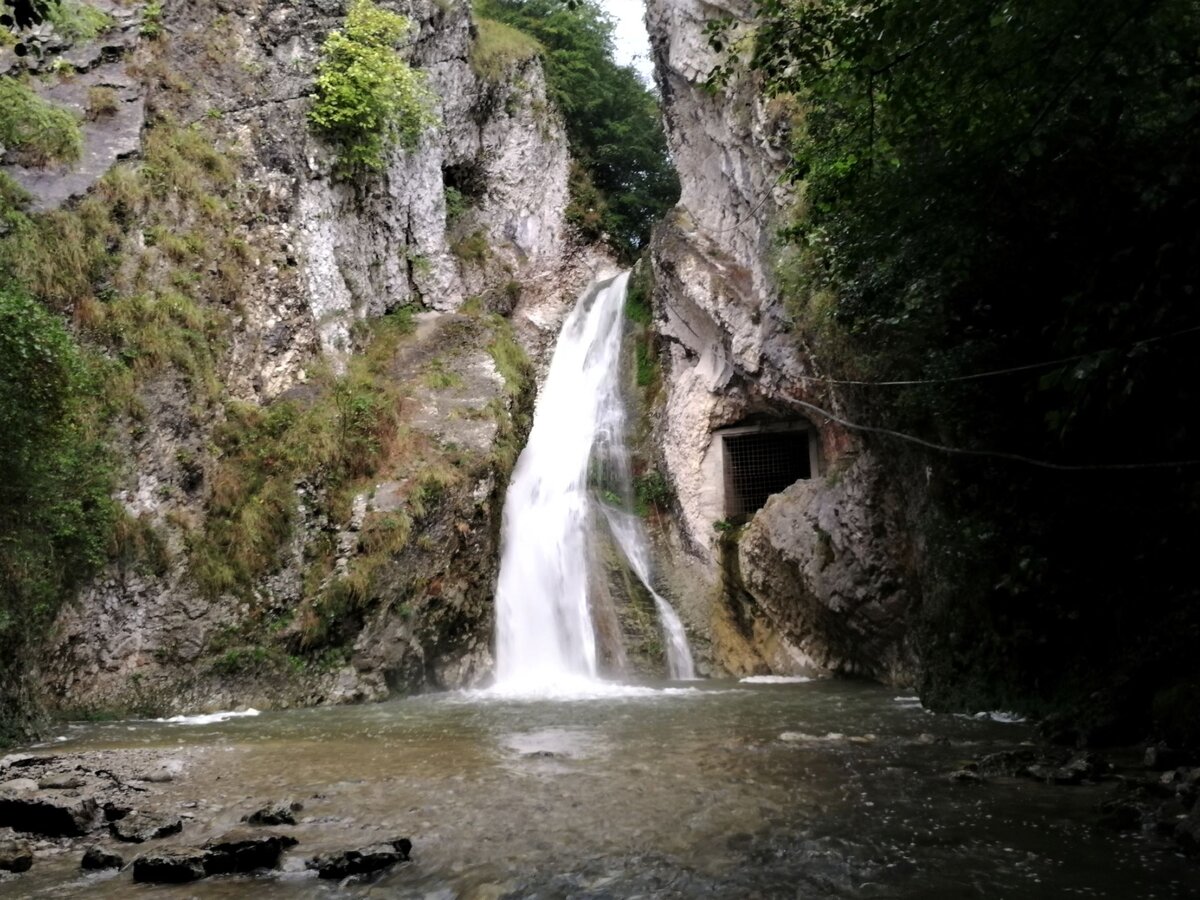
110,811,183,843
0,794,97,837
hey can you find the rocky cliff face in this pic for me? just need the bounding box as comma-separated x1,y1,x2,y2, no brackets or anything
1,0,601,717
644,0,913,682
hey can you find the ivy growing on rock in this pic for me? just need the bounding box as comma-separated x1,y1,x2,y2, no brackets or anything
308,0,435,175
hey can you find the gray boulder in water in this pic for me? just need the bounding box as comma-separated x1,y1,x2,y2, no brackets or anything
306,838,412,879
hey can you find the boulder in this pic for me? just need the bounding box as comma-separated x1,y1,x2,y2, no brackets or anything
110,811,183,843
0,838,33,873
1144,744,1189,771
0,794,98,836
131,847,208,884
306,839,412,880
203,829,297,874
81,846,124,870
976,750,1037,777
242,800,302,827
38,773,86,790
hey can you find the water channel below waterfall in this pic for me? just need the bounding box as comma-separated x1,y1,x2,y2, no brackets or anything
14,680,1197,898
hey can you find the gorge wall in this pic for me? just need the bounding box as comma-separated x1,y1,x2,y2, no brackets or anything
1,0,609,726
642,0,914,683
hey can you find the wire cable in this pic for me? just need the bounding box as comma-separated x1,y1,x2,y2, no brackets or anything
788,395,1200,472
793,324,1200,387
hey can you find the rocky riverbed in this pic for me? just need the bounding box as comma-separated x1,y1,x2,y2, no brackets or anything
0,681,1197,898
0,743,412,888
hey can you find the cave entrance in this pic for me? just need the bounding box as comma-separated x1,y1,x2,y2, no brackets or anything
720,423,816,520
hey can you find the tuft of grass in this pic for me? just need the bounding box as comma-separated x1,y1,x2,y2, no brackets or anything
47,0,115,42
0,77,83,166
470,17,543,82
451,229,491,265
86,85,119,120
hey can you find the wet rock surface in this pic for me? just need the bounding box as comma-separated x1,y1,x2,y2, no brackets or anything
130,847,208,884
203,830,298,874
243,800,302,827
0,837,33,873
110,811,182,843
306,838,412,880
0,793,98,837
80,845,124,870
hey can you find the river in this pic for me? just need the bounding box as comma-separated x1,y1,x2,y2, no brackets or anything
13,678,1195,898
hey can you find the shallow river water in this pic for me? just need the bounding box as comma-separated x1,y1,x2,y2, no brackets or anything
13,679,1196,898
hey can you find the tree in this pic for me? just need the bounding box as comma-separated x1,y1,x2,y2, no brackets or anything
477,0,678,256
713,0,1200,735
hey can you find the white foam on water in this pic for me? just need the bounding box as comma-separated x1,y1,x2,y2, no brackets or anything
739,675,814,685
466,675,703,703
154,709,261,725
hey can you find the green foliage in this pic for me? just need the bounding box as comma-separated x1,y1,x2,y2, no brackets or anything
46,0,114,41
308,0,435,175
634,470,672,515
721,0,1200,730
0,76,83,166
0,283,118,717
139,0,162,39
471,16,543,81
187,307,416,597
475,0,678,257
443,185,467,224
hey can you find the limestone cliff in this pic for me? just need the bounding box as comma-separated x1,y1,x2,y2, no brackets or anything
644,0,913,682
1,0,603,718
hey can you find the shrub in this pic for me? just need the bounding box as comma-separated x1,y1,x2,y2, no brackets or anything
0,77,83,166
308,0,435,175
0,283,118,718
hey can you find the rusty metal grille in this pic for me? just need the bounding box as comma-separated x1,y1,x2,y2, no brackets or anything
723,430,811,518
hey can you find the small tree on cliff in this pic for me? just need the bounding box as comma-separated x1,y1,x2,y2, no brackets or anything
308,0,435,176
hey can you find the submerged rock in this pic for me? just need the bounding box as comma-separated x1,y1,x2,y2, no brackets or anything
243,800,302,827
203,830,297,874
81,845,124,870
0,838,33,873
1028,752,1110,786
131,847,208,884
306,838,412,880
0,794,98,837
110,811,183,843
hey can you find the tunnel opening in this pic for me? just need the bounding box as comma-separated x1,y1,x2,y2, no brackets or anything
720,423,817,520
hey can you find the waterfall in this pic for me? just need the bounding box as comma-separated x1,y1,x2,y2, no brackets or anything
493,273,696,692
602,509,697,680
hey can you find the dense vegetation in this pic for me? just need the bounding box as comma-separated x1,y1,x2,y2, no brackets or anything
0,284,118,742
309,0,434,175
715,0,1200,742
475,0,678,258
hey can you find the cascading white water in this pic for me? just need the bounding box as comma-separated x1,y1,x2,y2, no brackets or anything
493,274,631,691
493,272,697,693
602,508,697,680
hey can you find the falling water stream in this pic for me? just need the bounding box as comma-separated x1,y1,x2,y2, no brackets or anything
493,273,695,691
